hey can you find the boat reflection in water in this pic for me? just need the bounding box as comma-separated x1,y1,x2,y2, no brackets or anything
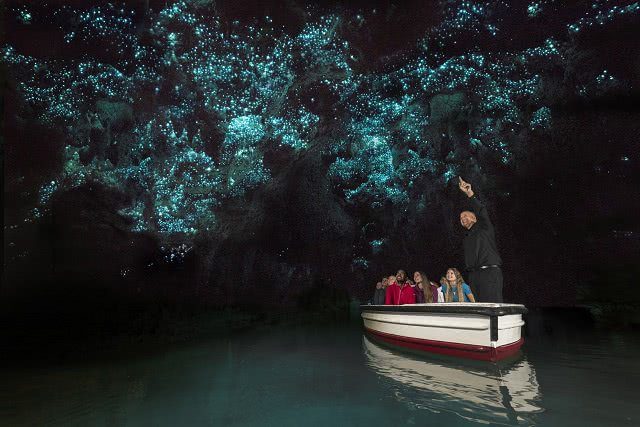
363,335,543,425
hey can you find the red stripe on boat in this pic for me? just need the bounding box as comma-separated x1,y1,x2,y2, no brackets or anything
364,327,524,362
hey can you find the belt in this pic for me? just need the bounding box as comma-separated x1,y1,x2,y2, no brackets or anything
468,265,501,272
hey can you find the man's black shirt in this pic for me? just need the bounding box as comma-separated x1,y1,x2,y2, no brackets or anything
463,196,502,270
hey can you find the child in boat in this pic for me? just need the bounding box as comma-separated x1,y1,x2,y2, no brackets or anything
385,270,416,305
413,271,438,303
384,275,397,305
386,275,396,286
441,268,476,302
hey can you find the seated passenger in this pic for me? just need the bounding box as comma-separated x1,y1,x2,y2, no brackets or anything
410,272,424,303
385,274,397,304
373,281,385,305
435,278,445,302
441,268,476,302
414,271,437,303
385,270,416,305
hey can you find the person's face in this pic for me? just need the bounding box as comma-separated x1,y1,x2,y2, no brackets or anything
396,270,406,282
413,272,422,283
446,269,456,282
460,211,477,230
382,277,388,287
376,282,382,289
388,275,396,284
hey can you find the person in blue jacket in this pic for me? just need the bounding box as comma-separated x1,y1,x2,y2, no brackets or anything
441,268,476,302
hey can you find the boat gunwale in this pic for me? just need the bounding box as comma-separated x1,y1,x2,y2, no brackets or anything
360,303,527,317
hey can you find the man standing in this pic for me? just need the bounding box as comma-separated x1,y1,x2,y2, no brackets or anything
458,177,504,302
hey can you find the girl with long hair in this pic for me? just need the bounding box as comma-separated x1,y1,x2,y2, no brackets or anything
414,271,438,303
442,268,476,303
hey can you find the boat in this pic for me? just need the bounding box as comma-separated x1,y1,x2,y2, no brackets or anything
360,303,527,361
362,335,542,425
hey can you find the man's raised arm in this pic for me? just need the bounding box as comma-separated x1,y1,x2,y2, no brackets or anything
458,177,492,226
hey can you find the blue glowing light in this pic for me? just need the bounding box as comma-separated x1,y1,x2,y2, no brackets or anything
3,0,637,245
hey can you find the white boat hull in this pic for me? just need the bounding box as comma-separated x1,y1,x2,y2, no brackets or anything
361,303,527,361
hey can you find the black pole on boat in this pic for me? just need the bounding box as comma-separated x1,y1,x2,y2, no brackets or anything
490,315,498,342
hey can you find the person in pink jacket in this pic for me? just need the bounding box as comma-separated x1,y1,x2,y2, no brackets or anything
385,270,416,305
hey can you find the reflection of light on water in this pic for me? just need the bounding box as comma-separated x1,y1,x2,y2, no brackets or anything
363,335,543,425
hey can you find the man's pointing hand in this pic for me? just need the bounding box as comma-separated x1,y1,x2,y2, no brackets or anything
458,176,474,198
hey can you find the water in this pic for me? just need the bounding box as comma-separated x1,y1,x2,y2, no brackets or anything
1,312,639,426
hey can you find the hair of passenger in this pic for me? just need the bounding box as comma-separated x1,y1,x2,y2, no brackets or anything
416,271,433,303
444,268,465,303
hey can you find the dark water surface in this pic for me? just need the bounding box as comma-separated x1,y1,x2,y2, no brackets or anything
1,312,639,426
